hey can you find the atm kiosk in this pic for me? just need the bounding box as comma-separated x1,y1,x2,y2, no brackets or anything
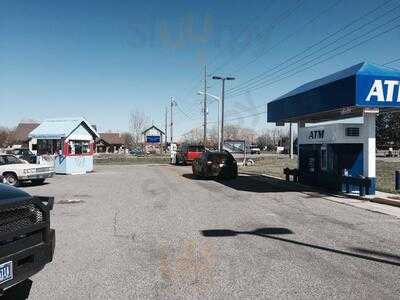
268,62,400,195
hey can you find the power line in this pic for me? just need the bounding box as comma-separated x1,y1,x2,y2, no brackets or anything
227,0,396,95
224,103,266,117
209,0,305,76
178,2,279,104
383,57,400,66
225,110,266,122
228,12,400,97
228,0,344,76
230,24,400,98
175,101,202,122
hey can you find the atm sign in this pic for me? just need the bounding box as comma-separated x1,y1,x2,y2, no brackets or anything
309,130,324,140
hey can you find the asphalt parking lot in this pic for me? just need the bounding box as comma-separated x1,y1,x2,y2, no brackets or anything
20,164,400,299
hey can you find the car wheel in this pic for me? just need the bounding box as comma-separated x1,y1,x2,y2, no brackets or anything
31,179,45,185
4,173,19,187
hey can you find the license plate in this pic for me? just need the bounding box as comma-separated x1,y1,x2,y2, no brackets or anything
0,261,13,285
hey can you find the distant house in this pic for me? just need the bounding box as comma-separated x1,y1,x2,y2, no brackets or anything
29,117,99,174
142,125,165,153
96,133,125,153
13,122,40,153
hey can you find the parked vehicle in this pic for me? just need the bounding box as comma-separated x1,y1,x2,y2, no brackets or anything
170,143,178,165
129,148,145,157
0,184,55,297
250,147,261,155
176,145,205,165
0,155,54,186
5,148,37,164
192,150,238,179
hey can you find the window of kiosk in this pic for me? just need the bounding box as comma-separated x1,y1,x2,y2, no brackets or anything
69,141,90,155
321,146,327,171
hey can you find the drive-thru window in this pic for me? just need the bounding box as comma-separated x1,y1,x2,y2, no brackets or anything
268,62,400,195
29,118,99,175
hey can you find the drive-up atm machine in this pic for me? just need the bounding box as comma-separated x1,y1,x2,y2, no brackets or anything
268,62,400,195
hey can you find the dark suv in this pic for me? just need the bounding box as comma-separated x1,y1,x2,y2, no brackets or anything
192,150,238,179
0,184,55,298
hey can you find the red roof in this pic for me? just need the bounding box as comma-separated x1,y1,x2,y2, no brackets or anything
14,123,40,142
98,133,125,145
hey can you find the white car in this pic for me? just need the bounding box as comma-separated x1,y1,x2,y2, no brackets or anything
0,154,54,186
250,147,261,154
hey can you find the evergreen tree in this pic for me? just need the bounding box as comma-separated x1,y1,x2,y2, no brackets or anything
376,112,400,148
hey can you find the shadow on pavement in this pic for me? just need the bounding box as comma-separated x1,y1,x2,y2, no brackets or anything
182,173,316,193
201,227,400,267
350,247,400,261
19,181,50,187
182,173,210,181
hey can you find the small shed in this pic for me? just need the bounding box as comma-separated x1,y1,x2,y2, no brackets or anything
142,125,165,153
29,117,99,174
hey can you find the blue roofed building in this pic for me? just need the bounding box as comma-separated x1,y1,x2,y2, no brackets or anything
267,62,400,195
29,117,99,174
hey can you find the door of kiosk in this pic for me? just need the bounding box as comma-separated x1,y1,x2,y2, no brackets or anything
299,143,363,192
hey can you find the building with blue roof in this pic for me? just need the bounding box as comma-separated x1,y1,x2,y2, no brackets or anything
29,117,99,174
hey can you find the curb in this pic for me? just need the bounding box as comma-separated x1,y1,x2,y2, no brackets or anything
370,197,400,208
240,172,400,209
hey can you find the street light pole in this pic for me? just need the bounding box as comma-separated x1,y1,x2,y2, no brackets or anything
220,79,225,152
165,106,168,151
212,76,235,151
203,65,207,147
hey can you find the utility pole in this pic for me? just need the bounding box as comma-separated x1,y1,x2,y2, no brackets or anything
203,65,207,147
212,76,235,151
170,97,176,144
164,106,168,151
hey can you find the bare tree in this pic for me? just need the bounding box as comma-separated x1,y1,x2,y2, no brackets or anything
0,127,16,148
121,132,134,148
181,127,202,144
223,124,256,144
129,110,149,147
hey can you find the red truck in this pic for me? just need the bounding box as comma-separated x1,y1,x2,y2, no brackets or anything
176,145,205,165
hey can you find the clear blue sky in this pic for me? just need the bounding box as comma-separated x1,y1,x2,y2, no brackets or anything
1,0,400,138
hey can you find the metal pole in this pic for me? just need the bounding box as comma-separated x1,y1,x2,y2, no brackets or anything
217,100,220,151
170,97,174,144
203,65,207,147
289,122,294,159
165,106,168,151
220,78,225,152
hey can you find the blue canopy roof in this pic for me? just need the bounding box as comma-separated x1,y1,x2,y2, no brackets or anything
268,62,400,123
29,117,99,140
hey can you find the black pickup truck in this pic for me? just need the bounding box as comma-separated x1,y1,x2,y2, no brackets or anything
0,183,55,298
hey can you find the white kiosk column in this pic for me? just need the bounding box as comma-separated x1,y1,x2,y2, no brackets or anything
297,122,305,170
363,112,376,180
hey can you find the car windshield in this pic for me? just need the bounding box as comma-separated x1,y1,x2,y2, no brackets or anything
5,155,24,164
